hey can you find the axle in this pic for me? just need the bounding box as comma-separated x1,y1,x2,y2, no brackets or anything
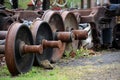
72,30,88,40
54,32,75,42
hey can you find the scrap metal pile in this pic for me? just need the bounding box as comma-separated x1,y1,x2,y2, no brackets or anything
0,0,120,76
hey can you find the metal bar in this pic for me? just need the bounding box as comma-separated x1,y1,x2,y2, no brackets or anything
54,32,75,42
42,39,62,49
23,44,43,54
19,40,43,54
72,30,88,40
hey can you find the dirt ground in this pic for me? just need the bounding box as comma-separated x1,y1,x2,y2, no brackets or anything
56,50,120,80
0,50,120,80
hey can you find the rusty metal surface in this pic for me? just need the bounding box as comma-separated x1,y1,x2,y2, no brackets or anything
71,7,106,23
30,19,65,63
71,9,92,17
81,7,106,23
41,11,66,62
42,39,62,49
23,44,43,54
42,39,65,62
70,7,112,49
13,10,42,21
72,30,88,40
0,31,7,39
42,10,65,32
60,11,79,52
54,32,75,42
0,2,119,76
5,22,34,76
51,43,65,62
60,11,78,30
71,9,91,23
30,19,54,64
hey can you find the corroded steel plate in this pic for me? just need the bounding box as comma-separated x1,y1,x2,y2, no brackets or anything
5,22,34,76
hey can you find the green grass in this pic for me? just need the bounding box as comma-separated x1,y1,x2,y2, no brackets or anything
18,0,30,9
4,0,82,9
0,66,68,80
64,47,90,58
66,0,81,8
4,0,30,9
0,63,120,80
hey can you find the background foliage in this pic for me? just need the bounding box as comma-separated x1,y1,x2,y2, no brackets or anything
4,0,82,9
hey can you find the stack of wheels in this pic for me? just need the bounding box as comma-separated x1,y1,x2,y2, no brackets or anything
6,9,64,64
42,10,88,59
0,22,35,76
0,20,63,76
10,10,73,62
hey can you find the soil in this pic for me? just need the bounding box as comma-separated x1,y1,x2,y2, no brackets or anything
0,49,120,80
56,50,120,80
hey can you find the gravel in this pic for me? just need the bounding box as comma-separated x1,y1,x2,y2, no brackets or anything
56,50,120,80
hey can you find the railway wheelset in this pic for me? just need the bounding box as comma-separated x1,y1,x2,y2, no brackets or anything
0,9,88,76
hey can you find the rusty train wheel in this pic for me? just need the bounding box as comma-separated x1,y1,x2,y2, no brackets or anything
5,22,34,76
31,19,53,65
42,11,65,62
60,11,79,53
42,10,65,32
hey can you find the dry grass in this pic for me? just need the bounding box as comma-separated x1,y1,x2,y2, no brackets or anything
58,63,120,80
